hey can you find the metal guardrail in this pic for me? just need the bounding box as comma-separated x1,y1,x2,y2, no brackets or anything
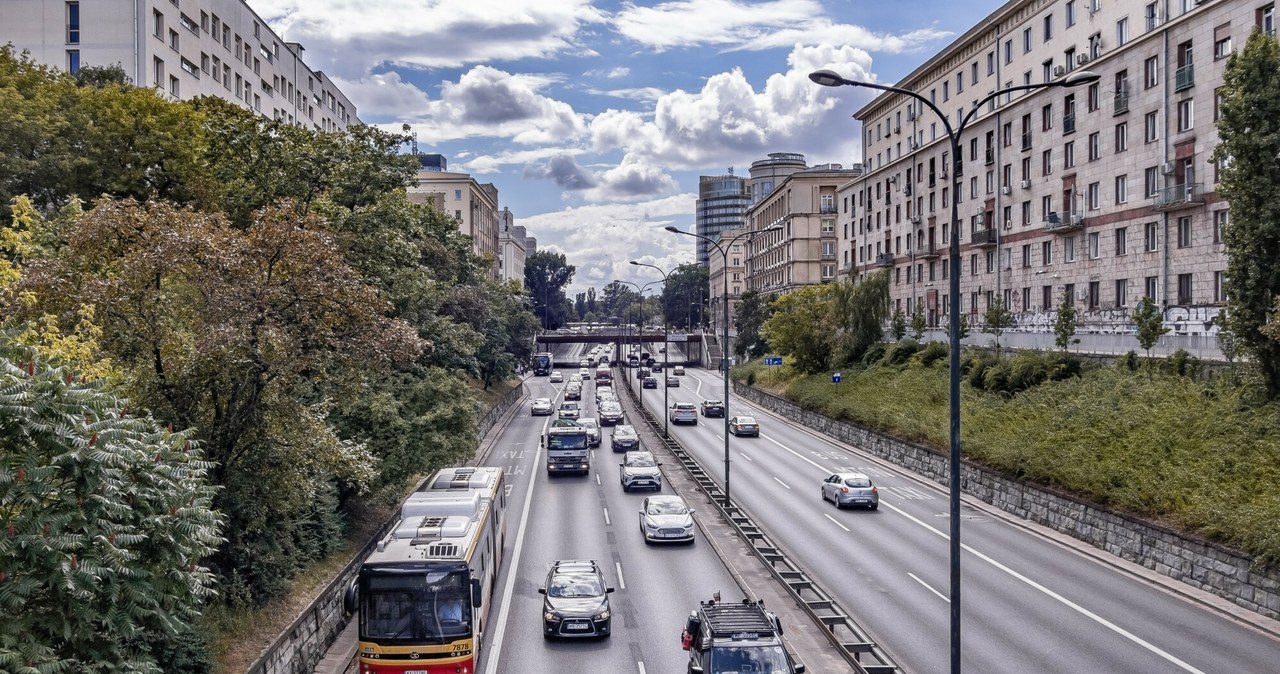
620,376,899,674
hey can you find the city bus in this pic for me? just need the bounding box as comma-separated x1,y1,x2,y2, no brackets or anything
345,466,506,674
533,351,554,376
594,364,612,384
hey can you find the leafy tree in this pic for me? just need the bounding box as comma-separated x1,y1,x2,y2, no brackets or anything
0,328,222,674
524,250,575,329
1054,288,1080,351
659,263,710,330
733,290,775,359
74,62,130,88
890,307,907,340
956,312,970,340
828,270,891,364
1212,29,1280,396
437,279,539,388
760,284,835,373
984,297,1015,356
599,281,637,321
910,302,927,341
1133,295,1169,363
586,287,597,315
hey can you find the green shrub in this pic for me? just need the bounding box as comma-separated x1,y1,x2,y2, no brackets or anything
1046,352,1085,381
883,339,922,366
1168,348,1200,377
138,630,214,674
959,349,983,375
746,369,757,386
981,361,1013,395
967,355,995,388
861,342,887,366
915,341,949,368
1117,350,1138,371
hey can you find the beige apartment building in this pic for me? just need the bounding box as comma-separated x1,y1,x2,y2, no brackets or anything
498,208,529,284
843,0,1267,339
1,0,357,131
707,228,749,343
746,164,864,295
408,167,502,277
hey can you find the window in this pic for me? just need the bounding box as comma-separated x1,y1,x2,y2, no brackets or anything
970,254,978,276
1042,104,1054,131
180,12,197,33
1145,221,1159,251
943,81,950,101
169,29,179,51
1116,17,1129,46
1215,87,1225,121
1043,285,1054,310
1088,281,1100,309
1116,278,1129,307
1177,99,1194,132
1022,200,1032,226
1087,132,1100,161
152,56,164,86
1043,60,1054,83
1004,38,1013,64
1042,148,1053,176
1087,182,1101,210
1145,2,1160,32
66,49,80,75
1022,244,1032,267
1089,232,1100,259
1214,209,1228,244
180,57,197,77
153,9,164,38
455,189,463,200
66,1,79,44
1145,166,1160,197
1044,14,1054,41
1064,141,1075,168
1214,24,1233,59
1116,227,1128,256
1066,0,1077,27
1177,273,1193,304
1144,111,1159,143
1261,3,1276,35
1042,195,1053,220
1115,122,1129,152
957,72,964,94
1043,240,1053,265
987,52,995,75
1145,275,1159,300
1144,56,1159,89
1087,83,1099,112
1116,175,1128,204
169,74,179,97
1023,27,1033,53
986,250,995,273
1177,216,1192,248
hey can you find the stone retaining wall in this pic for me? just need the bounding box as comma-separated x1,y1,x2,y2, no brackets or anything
244,380,528,674
734,382,1280,620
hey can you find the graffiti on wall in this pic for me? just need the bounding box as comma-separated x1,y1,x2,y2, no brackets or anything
941,304,1223,336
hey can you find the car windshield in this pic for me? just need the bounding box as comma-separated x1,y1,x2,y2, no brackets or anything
361,569,472,644
646,499,688,515
704,401,722,406
675,403,695,410
844,477,872,488
737,417,757,424
709,645,791,673
561,403,578,410
548,571,604,598
579,419,598,429
626,454,657,467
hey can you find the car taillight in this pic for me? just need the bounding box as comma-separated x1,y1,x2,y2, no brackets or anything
840,486,849,493
871,486,878,494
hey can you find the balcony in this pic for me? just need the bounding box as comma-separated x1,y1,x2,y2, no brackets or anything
1151,183,1206,210
874,252,895,267
1063,112,1076,134
1174,64,1195,92
1113,89,1129,114
971,228,999,247
914,242,940,259
1044,211,1085,233
820,204,837,214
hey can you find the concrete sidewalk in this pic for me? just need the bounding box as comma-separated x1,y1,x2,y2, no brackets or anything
312,620,356,674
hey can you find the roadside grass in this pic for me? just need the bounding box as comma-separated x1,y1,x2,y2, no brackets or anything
737,358,1280,567
206,376,521,674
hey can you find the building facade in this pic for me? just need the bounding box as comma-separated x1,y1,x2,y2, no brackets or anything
498,208,529,283
749,152,808,204
844,0,1262,340
746,163,865,295
1,0,357,131
694,174,751,267
708,228,749,344
407,165,502,277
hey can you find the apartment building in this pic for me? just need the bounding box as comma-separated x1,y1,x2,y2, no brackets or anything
746,163,864,295
845,0,1261,336
408,165,502,277
1,0,358,131
498,208,529,283
707,227,749,342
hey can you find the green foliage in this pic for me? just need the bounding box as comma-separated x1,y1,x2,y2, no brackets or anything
983,297,1014,355
829,270,890,364
1133,295,1168,358
525,251,575,330
760,284,835,374
733,290,776,358
910,303,926,340
882,339,922,366
0,328,222,674
889,307,907,340
861,342,887,366
914,341,949,367
1213,30,1280,397
956,312,970,340
659,263,709,330
1167,349,1199,378
1053,289,1079,351
967,354,996,388
1118,350,1139,372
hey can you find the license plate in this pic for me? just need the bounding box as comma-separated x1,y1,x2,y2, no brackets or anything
565,622,589,630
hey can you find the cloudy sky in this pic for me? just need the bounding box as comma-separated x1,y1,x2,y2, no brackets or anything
252,0,1005,294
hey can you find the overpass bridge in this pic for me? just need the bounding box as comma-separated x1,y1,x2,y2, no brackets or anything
535,332,705,366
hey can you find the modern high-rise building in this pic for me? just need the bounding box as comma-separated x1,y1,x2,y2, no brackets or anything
841,0,1254,344
748,152,808,204
0,0,358,131
694,174,750,267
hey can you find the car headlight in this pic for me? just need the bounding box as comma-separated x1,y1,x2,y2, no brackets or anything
544,610,560,621
643,518,659,530
594,609,610,620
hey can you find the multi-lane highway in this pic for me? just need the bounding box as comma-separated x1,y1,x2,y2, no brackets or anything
628,363,1280,673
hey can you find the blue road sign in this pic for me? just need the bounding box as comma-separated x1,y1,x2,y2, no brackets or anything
764,357,783,366
832,372,842,383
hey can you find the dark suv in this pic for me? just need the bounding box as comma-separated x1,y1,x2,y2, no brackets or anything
538,560,613,639
700,399,725,418
611,424,640,452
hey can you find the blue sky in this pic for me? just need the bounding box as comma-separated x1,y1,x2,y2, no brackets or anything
253,0,1005,293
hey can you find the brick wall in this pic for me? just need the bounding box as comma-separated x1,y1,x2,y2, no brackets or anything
734,382,1280,620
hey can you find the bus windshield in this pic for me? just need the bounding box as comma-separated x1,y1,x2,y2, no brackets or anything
361,568,472,644
534,353,553,375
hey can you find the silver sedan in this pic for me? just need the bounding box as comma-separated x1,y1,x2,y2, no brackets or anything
638,495,695,543
820,472,880,510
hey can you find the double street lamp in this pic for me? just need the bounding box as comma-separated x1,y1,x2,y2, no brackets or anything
664,224,783,508
809,67,1099,674
615,279,660,412
629,261,674,439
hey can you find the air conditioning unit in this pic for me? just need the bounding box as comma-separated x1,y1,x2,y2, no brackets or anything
1054,65,1067,77
1071,213,1084,226
1076,53,1091,66
975,205,985,215
907,109,917,121
1004,219,1013,230
910,215,921,224
1020,179,1031,189
894,125,902,134
1001,186,1012,195
939,169,949,180
976,214,986,226
909,138,919,150
1161,161,1175,175
1076,289,1089,301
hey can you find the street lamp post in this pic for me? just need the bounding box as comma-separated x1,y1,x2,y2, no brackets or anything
665,224,783,508
809,67,1099,674
629,261,674,438
616,279,660,412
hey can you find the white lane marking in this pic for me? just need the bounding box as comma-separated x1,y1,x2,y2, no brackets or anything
739,452,753,462
880,501,1207,674
773,477,791,490
482,444,539,674
596,473,601,485
615,562,626,590
908,572,949,603
637,662,647,674
823,513,850,532
603,508,611,526
766,431,1206,673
